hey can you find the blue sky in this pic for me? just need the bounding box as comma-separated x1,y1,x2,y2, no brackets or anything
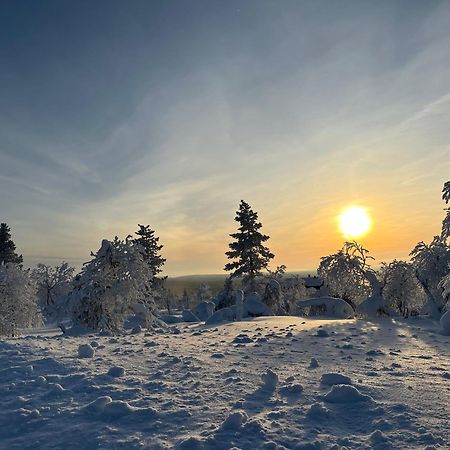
1,0,450,275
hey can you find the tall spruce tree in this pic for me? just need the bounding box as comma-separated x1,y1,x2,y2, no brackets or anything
133,224,166,285
0,223,23,265
225,200,274,289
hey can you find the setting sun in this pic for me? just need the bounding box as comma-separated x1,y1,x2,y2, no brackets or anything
338,206,372,239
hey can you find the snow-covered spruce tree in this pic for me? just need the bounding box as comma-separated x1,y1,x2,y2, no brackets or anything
0,223,23,265
215,277,234,310
0,264,41,336
32,262,75,321
318,241,373,308
380,260,424,317
225,200,274,292
410,236,450,318
71,237,155,332
134,224,166,281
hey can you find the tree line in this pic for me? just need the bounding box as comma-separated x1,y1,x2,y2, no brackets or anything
1,181,449,335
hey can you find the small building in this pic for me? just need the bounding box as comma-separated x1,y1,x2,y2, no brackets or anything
302,275,323,290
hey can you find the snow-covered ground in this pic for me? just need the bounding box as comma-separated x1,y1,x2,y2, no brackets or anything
1,317,449,449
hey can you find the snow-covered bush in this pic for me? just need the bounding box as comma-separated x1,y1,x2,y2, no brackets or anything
276,274,310,312
32,262,74,321
318,241,373,307
70,237,156,332
0,263,41,336
410,236,450,318
215,277,234,310
262,279,287,314
297,297,355,318
380,260,424,317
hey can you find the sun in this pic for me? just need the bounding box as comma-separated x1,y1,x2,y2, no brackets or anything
338,206,372,239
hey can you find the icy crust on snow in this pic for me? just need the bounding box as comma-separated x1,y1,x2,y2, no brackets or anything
1,316,449,449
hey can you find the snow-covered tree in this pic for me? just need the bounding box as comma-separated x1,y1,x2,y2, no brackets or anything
278,274,310,312
181,288,191,309
225,200,274,291
32,262,74,320
70,237,155,332
134,224,166,282
410,236,450,317
215,277,234,310
0,223,23,265
441,181,450,240
262,279,287,314
196,282,212,303
318,241,373,308
380,260,423,317
0,264,41,336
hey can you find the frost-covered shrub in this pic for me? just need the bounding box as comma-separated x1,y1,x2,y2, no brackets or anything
380,260,424,316
318,242,372,307
410,236,450,318
0,263,41,336
32,262,74,321
70,237,156,332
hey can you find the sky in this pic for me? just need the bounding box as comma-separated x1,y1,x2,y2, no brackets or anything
1,0,450,276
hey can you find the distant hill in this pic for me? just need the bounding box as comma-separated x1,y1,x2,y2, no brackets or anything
165,271,315,296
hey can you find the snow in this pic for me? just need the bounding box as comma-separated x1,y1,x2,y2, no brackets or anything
439,310,450,335
107,366,125,377
320,373,352,386
1,316,449,449
182,309,201,322
192,301,215,321
297,297,355,318
243,293,273,317
77,343,95,358
323,384,372,403
261,368,278,390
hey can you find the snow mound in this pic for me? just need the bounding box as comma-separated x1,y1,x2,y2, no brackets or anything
232,334,254,344
78,343,95,358
358,295,392,318
440,310,450,335
36,375,47,385
306,402,329,419
107,366,125,377
83,396,113,413
309,358,319,369
131,325,142,334
261,369,278,390
243,293,273,317
159,314,183,324
370,429,390,446
83,396,136,418
182,309,201,323
279,383,303,396
323,384,372,403
297,297,355,318
320,373,352,386
316,328,329,337
175,436,205,450
220,410,248,430
192,301,215,321
103,400,135,418
205,306,236,325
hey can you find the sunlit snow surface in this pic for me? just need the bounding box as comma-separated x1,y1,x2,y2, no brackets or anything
1,317,449,449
